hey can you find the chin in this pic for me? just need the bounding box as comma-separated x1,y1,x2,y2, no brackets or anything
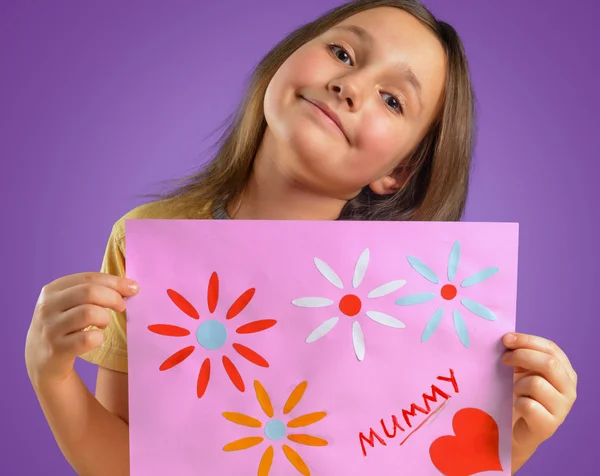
289,122,341,166
290,144,360,199
264,96,353,196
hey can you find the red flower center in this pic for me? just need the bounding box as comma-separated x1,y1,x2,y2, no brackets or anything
339,294,362,316
441,284,457,300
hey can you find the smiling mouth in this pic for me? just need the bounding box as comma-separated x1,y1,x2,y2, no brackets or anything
302,97,349,143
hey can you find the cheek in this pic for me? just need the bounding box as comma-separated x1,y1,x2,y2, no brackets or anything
265,51,335,134
289,56,327,84
270,48,332,94
353,112,405,171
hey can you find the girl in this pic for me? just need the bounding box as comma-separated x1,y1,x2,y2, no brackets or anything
25,0,577,474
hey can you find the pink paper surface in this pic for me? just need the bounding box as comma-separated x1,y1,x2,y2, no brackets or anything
126,219,519,476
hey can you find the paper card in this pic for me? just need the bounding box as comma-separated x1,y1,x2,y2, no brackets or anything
126,219,518,476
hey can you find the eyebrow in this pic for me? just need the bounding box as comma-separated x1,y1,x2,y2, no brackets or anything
395,63,422,98
332,24,423,107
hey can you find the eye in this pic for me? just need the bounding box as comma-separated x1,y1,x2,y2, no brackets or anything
329,44,353,66
381,92,404,114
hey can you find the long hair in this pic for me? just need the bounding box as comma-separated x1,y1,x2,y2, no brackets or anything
159,0,476,221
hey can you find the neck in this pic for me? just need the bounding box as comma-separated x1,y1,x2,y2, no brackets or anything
227,129,347,220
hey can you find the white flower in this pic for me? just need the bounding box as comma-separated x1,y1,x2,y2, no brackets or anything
292,249,406,361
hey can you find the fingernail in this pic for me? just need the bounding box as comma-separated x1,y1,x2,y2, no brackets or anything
505,333,517,343
128,280,139,293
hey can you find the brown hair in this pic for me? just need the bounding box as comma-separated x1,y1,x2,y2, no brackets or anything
159,0,476,221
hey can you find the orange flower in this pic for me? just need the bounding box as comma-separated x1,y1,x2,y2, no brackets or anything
223,380,328,475
148,272,276,398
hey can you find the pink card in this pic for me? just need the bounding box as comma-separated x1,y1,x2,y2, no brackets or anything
126,219,518,475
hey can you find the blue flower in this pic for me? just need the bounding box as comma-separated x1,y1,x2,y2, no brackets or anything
395,240,499,348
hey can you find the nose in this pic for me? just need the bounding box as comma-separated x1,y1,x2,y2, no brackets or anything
329,77,362,110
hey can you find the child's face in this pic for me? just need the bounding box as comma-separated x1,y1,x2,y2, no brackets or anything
263,7,447,199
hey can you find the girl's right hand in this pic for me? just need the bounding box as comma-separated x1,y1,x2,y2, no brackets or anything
25,272,139,388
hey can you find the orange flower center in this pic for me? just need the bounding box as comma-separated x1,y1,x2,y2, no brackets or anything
339,294,362,316
441,284,457,300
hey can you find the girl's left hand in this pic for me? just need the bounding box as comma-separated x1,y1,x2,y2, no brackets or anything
501,332,577,473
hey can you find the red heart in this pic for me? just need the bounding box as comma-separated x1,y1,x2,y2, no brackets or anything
429,407,503,476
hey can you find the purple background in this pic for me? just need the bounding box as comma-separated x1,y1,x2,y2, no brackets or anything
1,0,598,474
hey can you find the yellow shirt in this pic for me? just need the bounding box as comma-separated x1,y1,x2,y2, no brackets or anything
79,199,198,373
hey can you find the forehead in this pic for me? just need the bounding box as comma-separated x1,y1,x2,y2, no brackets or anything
332,7,443,63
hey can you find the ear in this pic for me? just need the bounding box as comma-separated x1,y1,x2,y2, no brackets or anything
368,166,411,196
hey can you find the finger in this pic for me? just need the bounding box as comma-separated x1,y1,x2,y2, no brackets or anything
54,283,127,313
511,417,532,447
50,305,112,336
514,396,558,439
503,332,575,380
513,375,564,416
512,366,530,374
56,329,105,357
42,272,139,296
502,348,573,396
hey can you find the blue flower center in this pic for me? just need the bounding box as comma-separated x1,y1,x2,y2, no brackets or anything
264,419,286,441
196,320,227,350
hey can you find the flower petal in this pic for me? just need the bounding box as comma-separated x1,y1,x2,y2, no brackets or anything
159,346,195,371
453,310,470,348
288,434,329,447
460,267,500,287
284,381,308,415
166,289,199,319
207,272,219,313
287,412,327,428
226,288,255,319
148,324,190,337
306,317,339,343
232,343,269,367
461,298,497,320
421,308,444,343
353,248,370,288
407,256,439,283
314,257,344,289
282,445,310,476
367,280,406,298
254,381,274,418
395,292,436,306
197,358,211,398
222,412,262,428
222,356,245,392
291,297,334,308
236,319,277,334
258,446,274,476
448,240,461,281
352,321,365,361
365,311,406,328
223,437,264,452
